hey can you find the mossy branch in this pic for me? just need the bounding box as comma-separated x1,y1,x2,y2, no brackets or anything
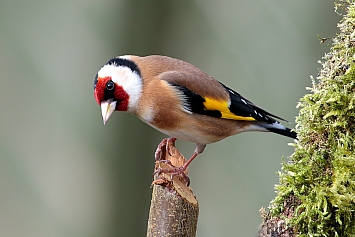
259,1,355,236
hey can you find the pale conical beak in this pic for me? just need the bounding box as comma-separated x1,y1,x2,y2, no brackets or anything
101,100,117,124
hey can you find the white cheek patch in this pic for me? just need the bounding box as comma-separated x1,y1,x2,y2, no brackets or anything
98,64,143,112
120,71,143,112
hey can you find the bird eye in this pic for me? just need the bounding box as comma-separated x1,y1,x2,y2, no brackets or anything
106,81,115,90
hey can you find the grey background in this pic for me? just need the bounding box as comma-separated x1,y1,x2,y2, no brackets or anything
0,1,339,236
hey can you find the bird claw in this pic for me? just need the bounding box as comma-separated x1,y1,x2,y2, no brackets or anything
153,137,190,186
154,163,191,186
154,137,177,161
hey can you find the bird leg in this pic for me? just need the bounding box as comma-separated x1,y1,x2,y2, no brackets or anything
154,139,206,186
154,160,192,186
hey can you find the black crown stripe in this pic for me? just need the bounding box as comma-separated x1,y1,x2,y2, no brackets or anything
106,58,141,76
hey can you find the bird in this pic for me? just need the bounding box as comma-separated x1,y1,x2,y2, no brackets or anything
93,55,296,184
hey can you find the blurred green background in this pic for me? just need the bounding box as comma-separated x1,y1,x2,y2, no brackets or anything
0,1,339,236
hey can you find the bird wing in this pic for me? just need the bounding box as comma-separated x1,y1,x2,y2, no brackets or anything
160,71,288,123
220,83,288,122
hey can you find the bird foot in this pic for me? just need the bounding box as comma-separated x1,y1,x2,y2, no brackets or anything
154,161,191,186
153,137,191,186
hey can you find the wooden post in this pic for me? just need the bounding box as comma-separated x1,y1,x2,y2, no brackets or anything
147,140,199,237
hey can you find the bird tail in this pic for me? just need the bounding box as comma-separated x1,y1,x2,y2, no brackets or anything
259,122,297,139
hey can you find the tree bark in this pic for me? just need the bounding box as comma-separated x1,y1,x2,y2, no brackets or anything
147,140,199,237
257,195,299,237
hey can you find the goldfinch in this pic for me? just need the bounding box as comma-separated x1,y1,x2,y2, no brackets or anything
93,55,296,182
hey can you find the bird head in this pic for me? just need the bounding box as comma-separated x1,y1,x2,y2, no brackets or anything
93,56,142,124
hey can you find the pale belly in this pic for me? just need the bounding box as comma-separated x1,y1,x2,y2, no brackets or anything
150,124,220,144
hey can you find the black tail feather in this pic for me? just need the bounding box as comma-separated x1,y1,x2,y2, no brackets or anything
267,127,297,139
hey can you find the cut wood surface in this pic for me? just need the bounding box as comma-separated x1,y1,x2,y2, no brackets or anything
147,140,199,237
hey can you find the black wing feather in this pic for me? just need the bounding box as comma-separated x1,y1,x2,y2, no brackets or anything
169,83,222,118
220,83,288,123
169,82,289,125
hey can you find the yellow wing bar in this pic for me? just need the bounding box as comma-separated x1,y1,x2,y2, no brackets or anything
203,97,256,121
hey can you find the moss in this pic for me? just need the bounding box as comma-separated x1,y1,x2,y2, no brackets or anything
270,1,355,236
